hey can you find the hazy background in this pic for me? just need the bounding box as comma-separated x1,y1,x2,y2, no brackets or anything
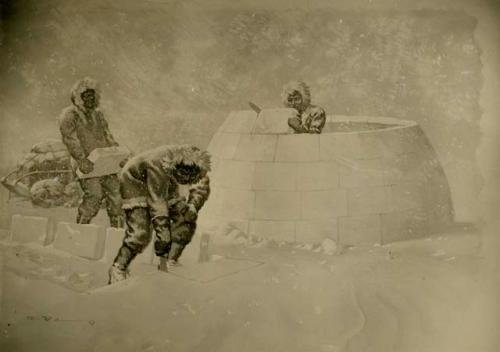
1,1,500,348
0,0,498,225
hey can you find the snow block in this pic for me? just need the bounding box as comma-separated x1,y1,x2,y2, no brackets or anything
54,222,106,260
77,146,130,179
379,125,432,156
103,228,125,262
233,134,278,162
222,110,258,133
389,183,427,212
319,133,363,161
275,134,320,162
382,152,426,185
347,186,391,215
10,214,54,245
5,199,111,231
252,108,295,134
301,190,348,220
338,158,385,188
253,162,297,191
357,133,396,159
209,188,255,219
211,159,255,190
207,132,241,160
296,162,340,191
254,191,300,220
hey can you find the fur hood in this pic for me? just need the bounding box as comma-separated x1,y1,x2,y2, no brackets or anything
70,77,101,110
282,81,311,108
161,145,211,174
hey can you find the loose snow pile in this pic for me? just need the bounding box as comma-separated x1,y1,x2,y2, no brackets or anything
209,224,340,255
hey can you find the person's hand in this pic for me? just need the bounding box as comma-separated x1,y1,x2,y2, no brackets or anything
79,159,94,174
152,216,172,243
173,198,189,214
184,203,198,222
119,158,128,168
288,116,306,134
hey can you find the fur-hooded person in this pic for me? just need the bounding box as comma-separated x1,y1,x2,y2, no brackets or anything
282,81,326,134
109,144,211,284
58,77,124,227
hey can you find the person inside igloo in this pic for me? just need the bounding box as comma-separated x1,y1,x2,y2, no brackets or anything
282,81,326,134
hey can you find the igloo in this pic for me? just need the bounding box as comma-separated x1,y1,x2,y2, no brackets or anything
198,109,453,245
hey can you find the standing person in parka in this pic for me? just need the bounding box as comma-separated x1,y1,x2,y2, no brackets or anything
108,145,211,284
58,77,124,227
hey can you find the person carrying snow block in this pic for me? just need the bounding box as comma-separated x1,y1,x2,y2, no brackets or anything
58,77,125,227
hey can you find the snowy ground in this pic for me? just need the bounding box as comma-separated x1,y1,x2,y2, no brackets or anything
0,227,498,352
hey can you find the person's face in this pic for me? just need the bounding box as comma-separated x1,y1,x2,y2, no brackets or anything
287,91,303,111
81,89,97,110
173,163,204,185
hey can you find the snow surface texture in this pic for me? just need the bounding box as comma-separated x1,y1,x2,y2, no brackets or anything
1,228,495,352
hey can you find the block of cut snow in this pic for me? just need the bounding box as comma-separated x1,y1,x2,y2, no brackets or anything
275,134,320,162
54,222,106,260
222,110,258,133
102,228,125,263
76,146,130,179
252,108,296,134
10,214,54,245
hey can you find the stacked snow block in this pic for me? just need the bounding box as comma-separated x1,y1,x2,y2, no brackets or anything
54,222,106,260
7,212,203,265
200,110,454,246
10,214,55,245
6,199,110,229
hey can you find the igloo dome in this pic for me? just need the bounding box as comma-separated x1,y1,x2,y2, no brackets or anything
198,109,453,245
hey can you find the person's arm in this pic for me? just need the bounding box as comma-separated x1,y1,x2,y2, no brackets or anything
188,175,211,211
146,164,169,220
181,176,210,223
145,163,172,243
59,110,93,173
288,110,307,133
59,111,86,161
304,107,326,134
98,112,119,146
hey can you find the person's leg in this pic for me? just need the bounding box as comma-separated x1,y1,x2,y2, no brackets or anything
100,175,124,228
109,207,151,284
77,178,103,224
153,215,173,272
168,220,197,263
